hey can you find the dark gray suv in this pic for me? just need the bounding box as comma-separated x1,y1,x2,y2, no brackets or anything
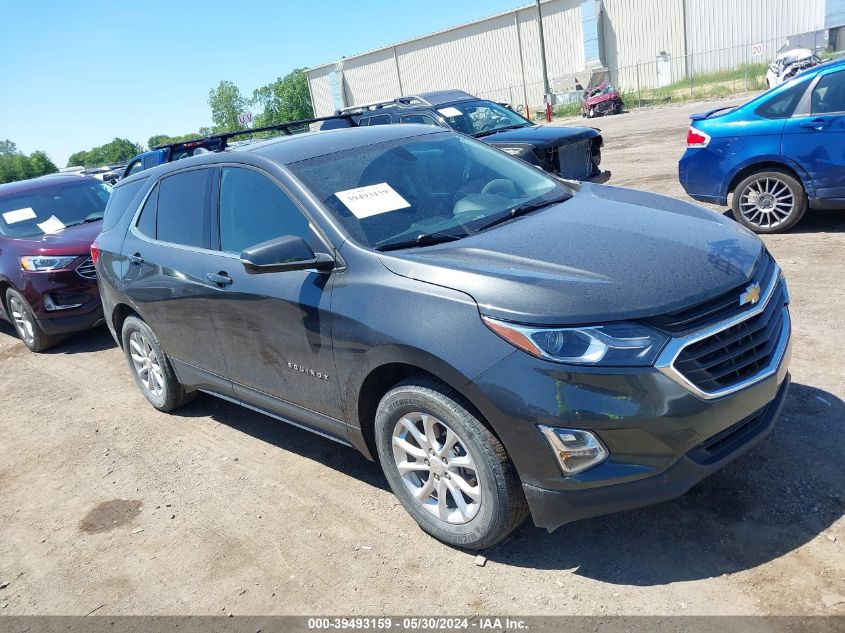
93,124,791,549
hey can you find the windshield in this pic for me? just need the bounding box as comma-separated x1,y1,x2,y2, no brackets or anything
0,180,111,238
287,132,570,250
435,100,531,137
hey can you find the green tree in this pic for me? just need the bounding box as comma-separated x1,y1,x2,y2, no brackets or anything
0,139,18,155
147,132,205,149
66,138,143,167
208,80,249,133
252,68,313,127
0,147,58,184
28,151,58,176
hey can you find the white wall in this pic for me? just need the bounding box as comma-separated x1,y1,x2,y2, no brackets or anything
307,0,831,114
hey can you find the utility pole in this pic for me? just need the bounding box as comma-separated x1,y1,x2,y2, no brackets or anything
536,0,551,121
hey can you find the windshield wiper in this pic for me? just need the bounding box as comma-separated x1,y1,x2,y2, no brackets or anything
475,193,571,232
375,231,466,252
63,215,104,229
473,124,531,138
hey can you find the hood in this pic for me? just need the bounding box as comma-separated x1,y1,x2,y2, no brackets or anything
482,124,599,147
775,47,814,64
5,220,101,256
379,184,763,326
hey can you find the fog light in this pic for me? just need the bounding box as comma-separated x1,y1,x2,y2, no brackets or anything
538,426,608,475
43,293,84,311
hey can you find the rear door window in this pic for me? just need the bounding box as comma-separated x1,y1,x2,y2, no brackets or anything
155,169,209,248
755,78,811,119
217,167,311,255
359,114,392,126
136,184,158,238
812,71,845,114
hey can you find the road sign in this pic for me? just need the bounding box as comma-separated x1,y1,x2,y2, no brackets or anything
238,112,253,127
751,43,764,57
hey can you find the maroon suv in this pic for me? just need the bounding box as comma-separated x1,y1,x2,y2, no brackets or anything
0,175,110,351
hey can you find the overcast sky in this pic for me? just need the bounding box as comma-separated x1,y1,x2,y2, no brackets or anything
0,0,525,167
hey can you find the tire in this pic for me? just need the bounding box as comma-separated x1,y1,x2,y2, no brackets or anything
121,316,195,412
4,288,61,352
731,169,807,234
374,378,528,550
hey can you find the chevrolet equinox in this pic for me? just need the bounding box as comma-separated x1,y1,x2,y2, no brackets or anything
94,124,792,549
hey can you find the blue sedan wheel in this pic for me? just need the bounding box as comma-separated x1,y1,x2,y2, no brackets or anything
732,170,807,234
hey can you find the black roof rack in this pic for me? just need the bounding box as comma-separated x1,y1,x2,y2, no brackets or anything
152,114,358,152
337,95,433,115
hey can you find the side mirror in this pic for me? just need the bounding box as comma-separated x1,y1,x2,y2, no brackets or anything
240,235,334,274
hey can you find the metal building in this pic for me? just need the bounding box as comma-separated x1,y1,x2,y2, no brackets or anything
307,0,837,117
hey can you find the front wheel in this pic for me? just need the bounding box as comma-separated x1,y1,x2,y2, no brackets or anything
731,169,807,233
374,379,528,550
5,288,60,352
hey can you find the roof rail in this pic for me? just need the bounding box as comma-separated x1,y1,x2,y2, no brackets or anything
337,95,432,115
151,114,358,152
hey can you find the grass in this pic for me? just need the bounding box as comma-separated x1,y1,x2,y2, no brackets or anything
623,63,769,109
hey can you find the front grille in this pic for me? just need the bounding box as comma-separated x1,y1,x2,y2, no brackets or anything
648,253,776,335
673,281,787,392
556,139,593,180
75,256,97,280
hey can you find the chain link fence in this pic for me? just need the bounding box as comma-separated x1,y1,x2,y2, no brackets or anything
474,30,845,120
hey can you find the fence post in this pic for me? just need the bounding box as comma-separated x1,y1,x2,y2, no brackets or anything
745,43,750,92
636,63,642,107
687,55,695,101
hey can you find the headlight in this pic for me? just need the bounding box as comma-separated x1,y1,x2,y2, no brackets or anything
20,256,78,271
482,316,668,366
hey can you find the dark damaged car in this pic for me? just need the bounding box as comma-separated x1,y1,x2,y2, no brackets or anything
322,90,608,182
95,124,790,550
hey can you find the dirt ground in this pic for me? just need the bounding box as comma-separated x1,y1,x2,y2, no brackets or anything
1,96,843,617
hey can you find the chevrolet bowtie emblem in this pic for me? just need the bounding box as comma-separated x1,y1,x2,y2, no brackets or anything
740,282,761,307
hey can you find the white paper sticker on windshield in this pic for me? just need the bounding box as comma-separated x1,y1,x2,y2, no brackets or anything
335,183,410,219
2,207,37,224
37,215,66,234
437,107,463,118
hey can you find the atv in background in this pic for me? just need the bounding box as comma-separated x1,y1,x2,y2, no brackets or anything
766,46,822,88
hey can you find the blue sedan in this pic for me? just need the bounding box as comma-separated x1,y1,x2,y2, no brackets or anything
679,57,845,233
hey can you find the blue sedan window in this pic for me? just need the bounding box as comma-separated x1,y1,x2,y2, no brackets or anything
755,78,811,119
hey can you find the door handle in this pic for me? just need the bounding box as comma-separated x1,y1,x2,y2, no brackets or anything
799,117,831,130
127,253,144,266
206,272,233,287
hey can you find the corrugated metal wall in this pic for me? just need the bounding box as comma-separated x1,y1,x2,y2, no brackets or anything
602,0,686,90
829,0,845,27
685,0,826,73
308,66,335,117
308,0,584,115
307,0,833,115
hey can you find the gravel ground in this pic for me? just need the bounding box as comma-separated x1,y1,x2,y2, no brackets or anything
0,96,843,617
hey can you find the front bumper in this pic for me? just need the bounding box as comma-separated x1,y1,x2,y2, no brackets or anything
584,170,611,184
19,268,104,335
523,374,789,530
463,304,792,531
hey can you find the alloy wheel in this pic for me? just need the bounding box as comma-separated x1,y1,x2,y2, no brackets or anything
128,331,165,398
8,295,35,347
738,176,795,230
391,412,481,524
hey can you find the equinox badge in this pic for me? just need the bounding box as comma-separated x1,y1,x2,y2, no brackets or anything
739,282,762,307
